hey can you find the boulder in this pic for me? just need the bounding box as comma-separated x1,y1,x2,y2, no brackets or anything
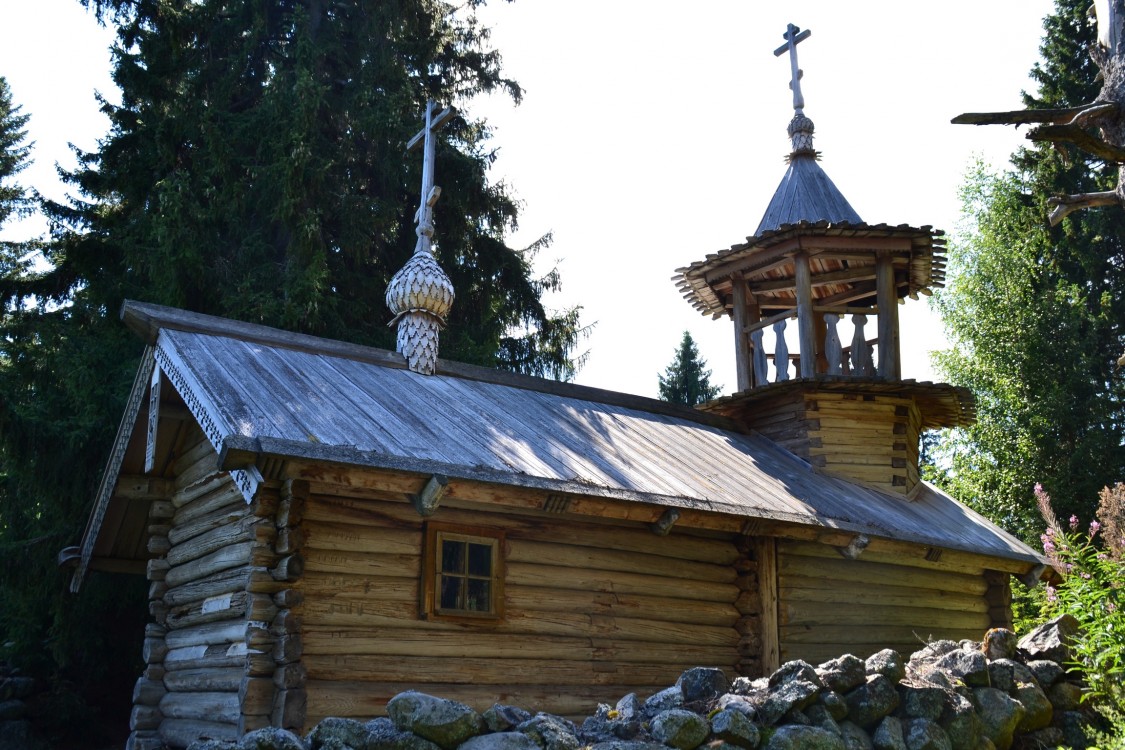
819,691,849,722
484,705,533,733
650,709,710,750
819,655,867,694
1011,684,1052,733
517,713,580,750
934,650,989,688
1025,661,1065,689
1017,615,1079,664
679,668,731,705
897,685,946,721
762,725,845,750
386,691,484,750
1047,681,1083,712
839,721,872,750
459,734,541,750
616,694,642,722
901,719,951,750
238,727,306,750
307,718,369,750
714,694,757,720
936,693,980,750
845,675,900,729
364,718,444,750
757,679,821,726
642,686,683,718
872,717,907,750
1017,727,1064,749
805,704,842,737
970,688,1023,750
1056,710,1089,749
980,629,1018,662
769,661,824,690
910,642,958,663
709,708,760,749
866,651,906,684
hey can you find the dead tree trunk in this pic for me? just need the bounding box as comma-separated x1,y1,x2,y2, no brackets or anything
953,0,1125,224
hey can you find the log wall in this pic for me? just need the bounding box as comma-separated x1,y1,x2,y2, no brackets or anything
293,489,742,728
776,540,995,664
128,426,286,750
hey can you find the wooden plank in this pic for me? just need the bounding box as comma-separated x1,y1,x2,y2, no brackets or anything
168,500,252,547
780,624,982,646
164,567,249,608
876,253,900,379
504,585,739,627
504,540,735,583
301,548,419,579
302,654,724,686
506,562,737,603
754,538,779,674
165,542,254,588
299,627,736,664
780,578,984,611
778,552,988,594
160,719,238,748
302,521,422,555
165,620,248,650
731,272,753,391
166,517,260,567
780,601,990,630
163,667,245,693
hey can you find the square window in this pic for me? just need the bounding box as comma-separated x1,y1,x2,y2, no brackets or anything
423,524,503,620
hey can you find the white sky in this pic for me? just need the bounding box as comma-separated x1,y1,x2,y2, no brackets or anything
1,0,1058,397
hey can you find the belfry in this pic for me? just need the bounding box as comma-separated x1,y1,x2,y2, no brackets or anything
674,24,972,495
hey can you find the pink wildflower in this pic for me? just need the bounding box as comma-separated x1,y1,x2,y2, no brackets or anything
1046,584,1058,603
1070,515,1079,530
1091,520,1102,537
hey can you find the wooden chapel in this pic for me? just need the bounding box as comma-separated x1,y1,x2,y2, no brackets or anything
64,26,1044,750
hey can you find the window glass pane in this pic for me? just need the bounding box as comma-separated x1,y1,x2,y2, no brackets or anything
441,540,465,573
466,579,491,612
439,575,463,610
467,542,492,576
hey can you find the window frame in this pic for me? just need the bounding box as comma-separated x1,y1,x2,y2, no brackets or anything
421,522,505,621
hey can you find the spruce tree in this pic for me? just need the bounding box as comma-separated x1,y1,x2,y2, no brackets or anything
658,331,721,406
935,0,1125,540
0,2,582,741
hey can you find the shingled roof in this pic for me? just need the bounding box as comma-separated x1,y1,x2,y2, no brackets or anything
71,301,1042,590
755,153,862,235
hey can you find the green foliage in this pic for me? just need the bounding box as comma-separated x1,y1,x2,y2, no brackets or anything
933,0,1125,541
1034,484,1125,745
0,1,583,742
658,331,721,406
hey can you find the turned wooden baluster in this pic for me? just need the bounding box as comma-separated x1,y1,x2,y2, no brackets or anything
851,314,874,376
773,320,790,382
750,329,769,385
824,313,842,375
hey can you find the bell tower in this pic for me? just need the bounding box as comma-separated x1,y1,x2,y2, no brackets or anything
673,24,973,496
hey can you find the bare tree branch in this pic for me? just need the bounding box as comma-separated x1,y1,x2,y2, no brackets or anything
1047,190,1121,225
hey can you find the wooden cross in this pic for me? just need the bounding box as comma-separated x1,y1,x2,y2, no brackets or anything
407,100,455,245
773,23,811,114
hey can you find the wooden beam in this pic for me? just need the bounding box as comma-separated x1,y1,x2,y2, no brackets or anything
837,534,870,560
876,254,900,379
794,253,816,378
754,537,780,673
413,475,449,517
650,508,680,536
731,273,754,392
749,265,878,295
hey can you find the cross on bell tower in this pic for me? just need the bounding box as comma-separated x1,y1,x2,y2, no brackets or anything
774,23,811,114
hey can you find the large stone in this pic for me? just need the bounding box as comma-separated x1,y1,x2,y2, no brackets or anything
1056,710,1089,749
762,725,845,750
819,691,849,722
616,694,642,722
819,655,867,694
709,708,760,749
770,661,825,690
1047,681,1083,711
839,721,872,750
757,679,821,726
805,705,842,737
872,717,906,750
365,718,445,750
714,694,757,720
650,709,709,750
517,713,579,750
1025,661,1065,689
459,734,541,750
386,691,484,750
642,686,683,718
1017,615,1079,664
484,705,534,733
980,629,1018,662
970,688,1023,750
239,727,306,750
1019,727,1064,748
307,717,369,750
845,675,900,729
901,719,951,750
936,694,979,750
897,686,946,721
1012,683,1052,733
679,668,731,705
985,659,1036,696
866,651,906,684
934,650,989,688
909,642,958,663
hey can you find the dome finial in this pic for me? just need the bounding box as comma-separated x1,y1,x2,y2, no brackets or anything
386,101,456,375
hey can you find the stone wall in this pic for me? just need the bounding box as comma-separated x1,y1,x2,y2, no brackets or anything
183,616,1094,750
